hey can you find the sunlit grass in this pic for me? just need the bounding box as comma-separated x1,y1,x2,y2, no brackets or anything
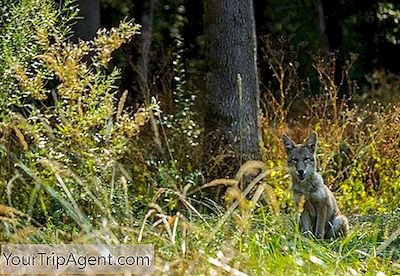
17,204,400,274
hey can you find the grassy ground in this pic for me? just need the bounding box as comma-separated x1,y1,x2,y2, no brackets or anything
141,208,400,275
19,206,399,275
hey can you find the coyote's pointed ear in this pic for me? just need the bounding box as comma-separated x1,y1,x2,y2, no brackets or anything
305,131,318,153
282,134,295,154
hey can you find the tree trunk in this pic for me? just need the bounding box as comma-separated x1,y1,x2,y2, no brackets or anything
203,0,261,173
73,0,101,41
137,0,163,151
122,0,157,105
137,0,156,99
315,0,329,57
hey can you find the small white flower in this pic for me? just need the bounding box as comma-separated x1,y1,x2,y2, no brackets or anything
309,255,324,266
295,258,304,266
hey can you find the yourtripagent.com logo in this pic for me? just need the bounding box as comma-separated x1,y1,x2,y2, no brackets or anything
0,244,154,274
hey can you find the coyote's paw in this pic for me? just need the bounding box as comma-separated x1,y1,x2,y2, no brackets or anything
315,229,325,239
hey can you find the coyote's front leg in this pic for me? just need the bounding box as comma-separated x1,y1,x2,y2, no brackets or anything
315,202,327,239
295,194,313,235
300,209,312,235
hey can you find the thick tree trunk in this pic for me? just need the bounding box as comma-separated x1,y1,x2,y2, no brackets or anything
72,0,101,41
204,0,260,172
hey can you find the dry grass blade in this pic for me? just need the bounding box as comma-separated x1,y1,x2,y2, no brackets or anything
208,257,248,276
181,219,187,257
376,226,400,255
149,203,164,214
210,171,269,237
6,173,21,207
235,160,268,181
175,192,211,228
226,187,247,210
250,184,266,205
171,212,181,245
244,182,279,222
187,179,239,196
145,203,178,243
155,213,174,243
229,170,269,212
152,218,165,228
138,209,156,242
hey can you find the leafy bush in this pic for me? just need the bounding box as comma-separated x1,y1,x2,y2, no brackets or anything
0,0,155,234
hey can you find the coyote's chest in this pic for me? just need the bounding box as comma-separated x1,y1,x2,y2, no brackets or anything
292,180,325,218
292,177,324,200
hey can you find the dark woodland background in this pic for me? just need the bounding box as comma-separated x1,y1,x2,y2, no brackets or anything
91,0,400,98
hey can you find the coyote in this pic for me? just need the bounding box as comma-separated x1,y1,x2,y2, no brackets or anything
282,132,349,239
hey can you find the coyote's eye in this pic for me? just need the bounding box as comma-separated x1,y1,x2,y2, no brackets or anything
292,158,298,163
304,157,311,162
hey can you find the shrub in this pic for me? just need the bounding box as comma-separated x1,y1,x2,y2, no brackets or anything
259,49,400,215
0,0,155,236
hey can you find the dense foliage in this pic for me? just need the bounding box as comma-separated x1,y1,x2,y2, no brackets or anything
0,0,154,228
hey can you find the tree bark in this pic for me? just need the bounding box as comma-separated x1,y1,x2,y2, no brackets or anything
136,0,163,151
315,0,329,57
203,0,261,172
137,0,156,99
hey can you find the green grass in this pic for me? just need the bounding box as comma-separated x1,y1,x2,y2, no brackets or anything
149,212,399,274
13,200,399,275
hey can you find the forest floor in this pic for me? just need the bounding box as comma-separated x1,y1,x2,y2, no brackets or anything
144,207,400,275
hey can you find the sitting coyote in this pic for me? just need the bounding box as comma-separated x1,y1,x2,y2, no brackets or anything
282,132,349,239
